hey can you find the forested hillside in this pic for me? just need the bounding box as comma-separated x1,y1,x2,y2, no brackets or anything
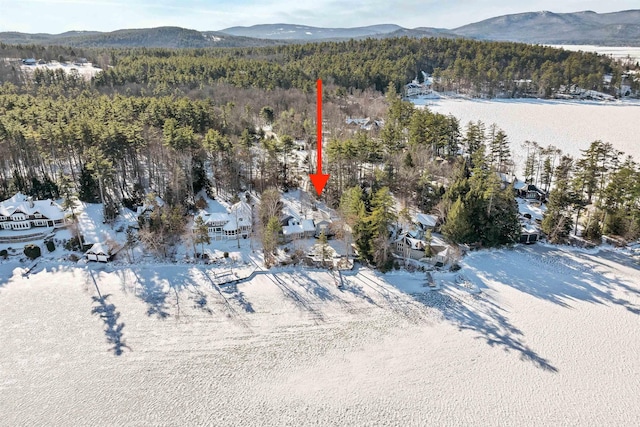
91,37,627,96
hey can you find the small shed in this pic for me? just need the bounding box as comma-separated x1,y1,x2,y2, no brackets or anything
86,243,111,262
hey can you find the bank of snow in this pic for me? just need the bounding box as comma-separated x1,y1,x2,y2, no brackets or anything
1,243,639,425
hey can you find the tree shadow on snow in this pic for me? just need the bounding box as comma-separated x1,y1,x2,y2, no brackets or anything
221,281,255,314
464,245,640,316
85,268,129,356
91,293,130,356
266,272,326,322
128,267,190,320
414,291,558,373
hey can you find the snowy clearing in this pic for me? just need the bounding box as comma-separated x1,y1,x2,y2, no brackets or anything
1,244,639,425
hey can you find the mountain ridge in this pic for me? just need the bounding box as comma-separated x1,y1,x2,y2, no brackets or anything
1,10,639,48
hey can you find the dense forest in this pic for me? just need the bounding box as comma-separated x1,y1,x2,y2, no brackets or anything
1,36,639,267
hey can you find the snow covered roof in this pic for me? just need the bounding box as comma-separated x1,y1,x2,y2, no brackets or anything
196,210,228,225
521,222,540,235
512,180,527,191
301,219,315,232
0,193,65,220
416,213,438,228
395,234,426,250
230,201,252,218
282,224,303,236
86,242,109,255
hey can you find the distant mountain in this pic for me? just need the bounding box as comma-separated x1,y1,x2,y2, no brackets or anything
452,10,640,46
219,24,405,41
0,27,287,48
1,9,639,49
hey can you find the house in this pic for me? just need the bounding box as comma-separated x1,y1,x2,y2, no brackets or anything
282,217,316,242
394,234,427,260
513,180,546,202
194,201,252,241
22,58,37,66
0,193,66,236
85,242,111,262
404,73,434,97
314,220,334,238
345,117,384,131
393,232,453,266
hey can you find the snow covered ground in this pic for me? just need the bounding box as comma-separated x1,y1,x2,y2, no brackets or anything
420,97,640,173
20,61,102,80
1,243,639,425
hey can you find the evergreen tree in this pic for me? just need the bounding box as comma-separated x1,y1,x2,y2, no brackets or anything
542,156,576,243
78,165,100,203
442,197,473,243
193,215,211,260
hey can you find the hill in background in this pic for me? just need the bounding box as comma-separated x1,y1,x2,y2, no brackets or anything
1,10,639,48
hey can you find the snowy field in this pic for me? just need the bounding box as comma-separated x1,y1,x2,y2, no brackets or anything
1,244,639,425
20,61,102,80
423,97,640,168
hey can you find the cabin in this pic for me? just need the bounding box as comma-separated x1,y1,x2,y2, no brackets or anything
22,58,37,66
85,242,111,262
513,181,546,202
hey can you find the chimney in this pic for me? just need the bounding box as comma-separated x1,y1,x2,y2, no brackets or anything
27,196,34,208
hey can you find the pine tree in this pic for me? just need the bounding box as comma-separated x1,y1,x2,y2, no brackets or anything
193,216,211,261
542,156,576,243
442,197,473,243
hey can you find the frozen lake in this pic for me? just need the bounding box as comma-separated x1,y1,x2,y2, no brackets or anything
547,45,640,64
421,97,640,167
1,244,639,425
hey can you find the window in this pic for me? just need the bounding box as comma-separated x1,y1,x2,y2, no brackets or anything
34,213,42,219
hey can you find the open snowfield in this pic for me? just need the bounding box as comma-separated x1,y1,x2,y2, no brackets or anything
20,61,102,80
1,244,639,426
423,97,640,170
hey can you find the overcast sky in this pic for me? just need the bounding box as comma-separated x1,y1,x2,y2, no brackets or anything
0,0,638,33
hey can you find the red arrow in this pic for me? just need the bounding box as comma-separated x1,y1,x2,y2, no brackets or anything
309,79,330,195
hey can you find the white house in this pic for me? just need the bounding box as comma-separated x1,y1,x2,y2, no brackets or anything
0,193,66,234
282,217,316,242
195,201,252,241
405,74,434,97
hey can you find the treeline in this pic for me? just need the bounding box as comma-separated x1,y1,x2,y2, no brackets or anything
87,37,628,97
540,140,640,244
